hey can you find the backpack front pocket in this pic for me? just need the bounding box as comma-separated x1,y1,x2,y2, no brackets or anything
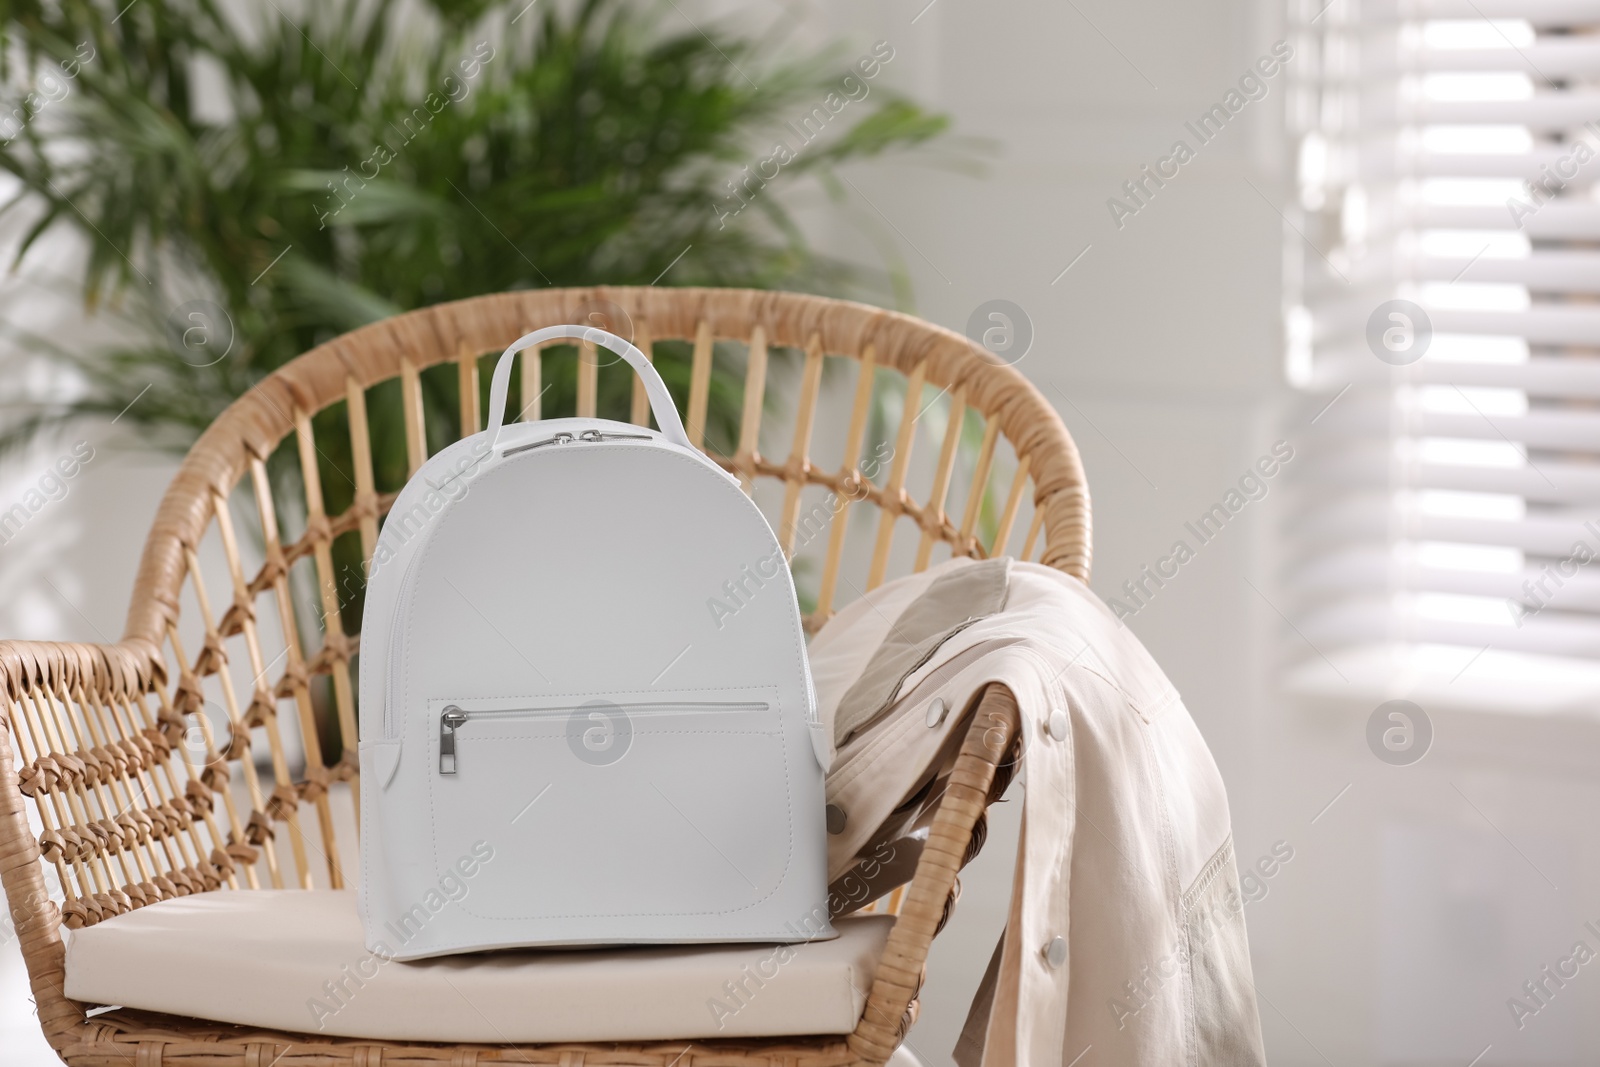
425,691,797,930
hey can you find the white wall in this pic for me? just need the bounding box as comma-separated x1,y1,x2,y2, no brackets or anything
799,2,1600,1065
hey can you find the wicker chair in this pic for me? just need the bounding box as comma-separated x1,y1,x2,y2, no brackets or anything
0,287,1091,1066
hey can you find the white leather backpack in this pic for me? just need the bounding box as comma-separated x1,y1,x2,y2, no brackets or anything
357,325,832,960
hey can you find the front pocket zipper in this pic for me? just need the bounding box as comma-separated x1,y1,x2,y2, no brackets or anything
438,700,771,774
501,428,652,457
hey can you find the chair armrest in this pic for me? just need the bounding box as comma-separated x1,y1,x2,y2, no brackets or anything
1,640,147,1050
847,683,1019,1066
0,637,191,1053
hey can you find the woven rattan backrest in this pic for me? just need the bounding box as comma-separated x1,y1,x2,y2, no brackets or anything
8,286,1088,923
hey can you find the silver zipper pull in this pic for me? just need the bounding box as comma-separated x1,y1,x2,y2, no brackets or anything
440,706,468,774
578,429,651,443
502,432,574,457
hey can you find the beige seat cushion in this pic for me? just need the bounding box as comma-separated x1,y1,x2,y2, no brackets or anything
63,889,892,1043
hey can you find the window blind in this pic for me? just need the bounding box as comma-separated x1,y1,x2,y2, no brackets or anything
1287,0,1600,706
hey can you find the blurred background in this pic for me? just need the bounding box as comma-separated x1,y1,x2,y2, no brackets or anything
4,0,1600,1064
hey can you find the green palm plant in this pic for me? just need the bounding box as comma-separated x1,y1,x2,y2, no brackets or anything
0,0,951,602
0,0,955,758
0,0,948,441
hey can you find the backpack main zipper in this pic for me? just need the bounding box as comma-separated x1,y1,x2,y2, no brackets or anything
501,428,652,457
438,700,769,773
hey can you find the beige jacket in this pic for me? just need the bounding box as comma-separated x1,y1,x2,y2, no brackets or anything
812,558,1265,1067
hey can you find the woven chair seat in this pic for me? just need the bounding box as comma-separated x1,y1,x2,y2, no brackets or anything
0,287,1091,1066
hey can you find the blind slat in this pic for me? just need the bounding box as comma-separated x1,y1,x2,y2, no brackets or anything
1419,253,1600,293
1429,307,1600,346
1302,356,1600,398
1408,151,1600,180
1315,0,1600,23
1293,509,1600,556
1305,43,1600,78
1300,605,1600,659
1296,557,1600,612
1306,406,1600,452
1415,204,1600,238
1415,96,1600,127
1298,448,1600,502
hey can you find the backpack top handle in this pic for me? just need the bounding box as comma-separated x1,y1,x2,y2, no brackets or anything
484,324,692,451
